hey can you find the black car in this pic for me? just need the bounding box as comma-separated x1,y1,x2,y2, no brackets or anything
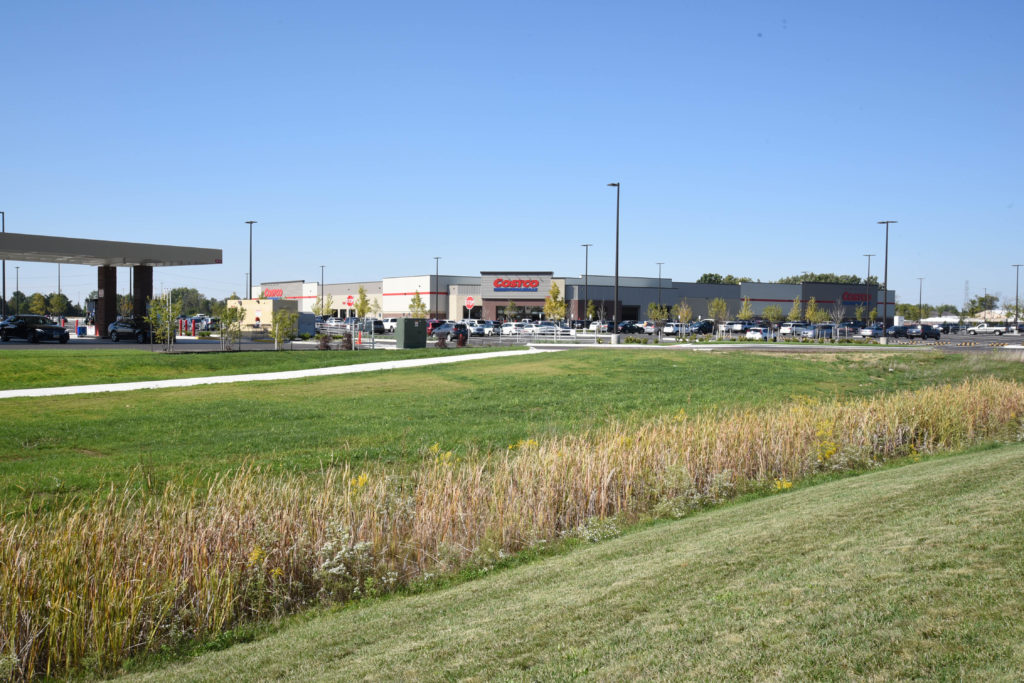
907,324,940,340
108,317,152,343
686,320,715,334
885,325,909,338
617,321,644,334
432,322,469,343
0,314,70,344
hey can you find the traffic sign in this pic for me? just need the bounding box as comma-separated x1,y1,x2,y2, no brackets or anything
465,296,475,309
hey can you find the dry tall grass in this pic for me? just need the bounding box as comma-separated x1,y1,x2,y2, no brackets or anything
2,377,1023,679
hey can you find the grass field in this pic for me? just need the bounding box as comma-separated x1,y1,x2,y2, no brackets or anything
3,349,1024,679
0,346,495,390
124,442,1024,681
3,349,1023,507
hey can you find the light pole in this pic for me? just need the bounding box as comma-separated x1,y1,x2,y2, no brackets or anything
864,254,875,323
656,262,664,309
1,210,5,318
607,182,620,327
917,277,924,323
433,256,441,319
320,265,325,316
245,220,257,298
1013,264,1022,329
14,266,19,313
878,220,897,328
582,243,592,321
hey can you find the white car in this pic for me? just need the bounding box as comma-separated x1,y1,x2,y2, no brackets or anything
745,327,773,340
779,322,809,337
382,318,399,333
967,323,1006,335
500,322,524,335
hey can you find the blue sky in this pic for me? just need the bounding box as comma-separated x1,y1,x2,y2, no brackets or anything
2,1,1021,308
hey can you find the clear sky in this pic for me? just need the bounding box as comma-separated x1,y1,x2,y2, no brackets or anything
2,1,1021,309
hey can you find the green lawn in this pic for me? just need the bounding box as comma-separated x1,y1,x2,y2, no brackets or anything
0,346,496,390
123,442,1024,681
1,349,1022,508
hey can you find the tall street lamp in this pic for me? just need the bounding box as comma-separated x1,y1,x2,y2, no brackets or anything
320,265,326,316
878,220,897,327
433,256,441,319
581,243,592,321
1,210,6,317
656,262,664,309
246,220,257,298
863,254,875,322
607,182,620,326
1013,263,1022,328
917,277,924,323
15,266,19,313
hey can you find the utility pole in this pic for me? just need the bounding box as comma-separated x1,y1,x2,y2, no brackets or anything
864,254,875,323
878,220,897,328
607,182,621,327
246,220,257,297
581,243,592,321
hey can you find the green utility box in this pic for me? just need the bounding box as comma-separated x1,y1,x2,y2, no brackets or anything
396,318,427,349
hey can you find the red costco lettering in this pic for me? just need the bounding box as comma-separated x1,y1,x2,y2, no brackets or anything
841,292,869,302
263,288,284,297
493,278,540,289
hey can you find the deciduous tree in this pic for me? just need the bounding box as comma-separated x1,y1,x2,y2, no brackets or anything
408,291,428,318
787,297,802,322
355,286,371,318
543,282,566,320
271,309,299,350
736,297,753,321
708,297,728,324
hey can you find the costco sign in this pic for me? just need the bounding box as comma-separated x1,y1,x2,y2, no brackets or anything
493,277,540,292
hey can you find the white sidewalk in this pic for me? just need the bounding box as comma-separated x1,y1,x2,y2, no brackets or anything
0,348,556,400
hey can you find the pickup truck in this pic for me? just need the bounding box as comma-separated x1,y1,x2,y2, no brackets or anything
967,323,1006,335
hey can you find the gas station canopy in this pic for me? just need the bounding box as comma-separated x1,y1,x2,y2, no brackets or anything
0,232,222,267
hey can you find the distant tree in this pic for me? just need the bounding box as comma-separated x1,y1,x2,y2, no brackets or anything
721,274,750,285
271,309,299,350
169,287,211,315
504,300,521,321
355,286,371,318
408,291,428,318
854,304,866,322
219,303,246,351
543,282,566,321
313,294,335,318
116,293,133,318
787,297,802,322
869,309,878,324
47,293,70,317
672,299,693,325
6,290,26,315
586,300,597,320
965,294,999,316
370,298,383,320
28,293,47,315
805,297,827,324
144,293,183,351
935,304,960,316
697,273,723,284
736,297,753,321
830,301,846,328
762,305,784,331
708,297,728,325
774,272,876,286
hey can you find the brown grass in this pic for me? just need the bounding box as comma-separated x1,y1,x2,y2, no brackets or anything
2,377,1023,680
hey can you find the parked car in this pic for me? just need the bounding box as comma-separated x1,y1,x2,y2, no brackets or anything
886,325,910,338
426,319,446,334
967,323,1006,335
802,324,834,339
685,320,715,335
0,314,70,344
108,316,152,343
938,323,961,334
662,322,679,335
382,318,399,333
589,320,615,332
907,324,940,340
617,321,644,334
745,326,773,341
499,322,524,335
858,323,885,338
779,322,809,338
432,322,469,343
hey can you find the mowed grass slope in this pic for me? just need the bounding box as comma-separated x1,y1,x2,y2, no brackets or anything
2,350,1023,507
0,346,494,390
127,443,1024,682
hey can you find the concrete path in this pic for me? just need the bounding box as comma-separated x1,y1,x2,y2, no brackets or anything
0,348,556,400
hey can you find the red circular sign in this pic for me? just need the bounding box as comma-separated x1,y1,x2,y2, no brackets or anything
465,296,475,309
345,295,355,307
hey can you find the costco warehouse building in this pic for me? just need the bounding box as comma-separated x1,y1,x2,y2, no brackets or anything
256,272,895,323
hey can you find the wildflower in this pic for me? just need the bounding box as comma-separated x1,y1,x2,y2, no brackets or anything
774,478,793,491
248,546,265,567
